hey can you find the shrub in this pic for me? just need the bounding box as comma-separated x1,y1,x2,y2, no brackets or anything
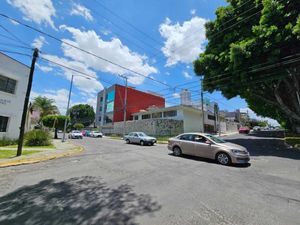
24,130,52,146
74,123,84,130
0,137,18,146
285,137,300,147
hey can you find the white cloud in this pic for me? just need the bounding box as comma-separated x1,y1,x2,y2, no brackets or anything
31,89,97,115
31,36,47,49
240,107,279,126
172,93,180,98
41,54,104,94
183,71,192,79
9,19,19,25
36,63,53,73
190,9,196,15
59,25,157,85
159,17,207,66
31,89,69,115
7,0,56,29
70,3,93,21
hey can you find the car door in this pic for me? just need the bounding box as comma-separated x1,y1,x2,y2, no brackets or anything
193,135,213,159
178,134,196,156
132,133,140,143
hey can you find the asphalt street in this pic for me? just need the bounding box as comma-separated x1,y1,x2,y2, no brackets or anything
0,133,299,225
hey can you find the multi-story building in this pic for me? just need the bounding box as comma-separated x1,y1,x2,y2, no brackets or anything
0,53,30,139
96,84,165,127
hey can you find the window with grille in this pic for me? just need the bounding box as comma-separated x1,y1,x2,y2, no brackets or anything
0,75,17,94
0,116,9,132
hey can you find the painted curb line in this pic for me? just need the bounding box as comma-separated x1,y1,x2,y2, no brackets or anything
0,146,84,168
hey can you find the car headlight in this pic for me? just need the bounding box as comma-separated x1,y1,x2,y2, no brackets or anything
231,149,246,154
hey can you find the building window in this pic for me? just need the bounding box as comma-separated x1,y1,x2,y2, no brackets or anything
98,116,101,122
152,112,162,118
100,97,103,102
0,116,9,132
142,114,150,120
208,115,216,121
163,110,177,117
105,114,113,124
99,106,102,112
134,115,138,120
0,75,17,94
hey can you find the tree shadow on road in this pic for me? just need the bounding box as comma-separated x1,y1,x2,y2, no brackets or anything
226,138,300,160
0,176,161,225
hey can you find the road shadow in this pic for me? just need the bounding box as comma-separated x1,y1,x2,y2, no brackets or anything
168,153,251,168
225,138,300,160
0,176,161,225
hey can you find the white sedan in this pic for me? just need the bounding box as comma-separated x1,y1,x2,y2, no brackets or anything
90,131,103,138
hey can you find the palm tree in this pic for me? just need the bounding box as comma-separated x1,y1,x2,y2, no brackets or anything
32,96,59,120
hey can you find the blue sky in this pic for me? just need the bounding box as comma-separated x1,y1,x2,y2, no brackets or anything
0,0,278,125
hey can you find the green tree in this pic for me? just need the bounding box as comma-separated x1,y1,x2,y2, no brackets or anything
32,96,59,120
42,115,69,139
194,0,300,132
74,123,84,130
69,104,95,127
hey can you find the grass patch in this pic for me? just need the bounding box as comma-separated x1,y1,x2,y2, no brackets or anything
285,137,300,147
0,150,41,159
156,136,172,142
3,144,55,149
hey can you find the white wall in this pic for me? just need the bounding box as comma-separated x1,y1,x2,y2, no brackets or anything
182,109,204,132
0,53,30,139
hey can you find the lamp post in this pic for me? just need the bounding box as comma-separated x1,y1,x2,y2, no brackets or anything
62,74,91,142
119,75,128,138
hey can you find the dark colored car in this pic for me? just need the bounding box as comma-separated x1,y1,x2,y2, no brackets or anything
239,127,250,134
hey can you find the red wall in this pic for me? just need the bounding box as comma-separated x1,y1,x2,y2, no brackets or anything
113,85,165,122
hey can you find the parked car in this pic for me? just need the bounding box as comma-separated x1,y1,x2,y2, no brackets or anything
253,126,261,131
68,130,83,139
124,132,156,146
90,131,103,138
168,133,250,165
239,127,250,134
82,130,91,137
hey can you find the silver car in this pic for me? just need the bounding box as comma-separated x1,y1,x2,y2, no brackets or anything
124,132,157,146
168,133,250,165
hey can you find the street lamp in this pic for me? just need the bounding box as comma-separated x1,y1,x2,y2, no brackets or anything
62,74,92,142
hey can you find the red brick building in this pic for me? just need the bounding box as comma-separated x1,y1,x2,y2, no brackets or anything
96,84,165,125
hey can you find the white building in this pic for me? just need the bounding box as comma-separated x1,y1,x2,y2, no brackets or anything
132,105,221,133
180,89,191,106
0,53,30,139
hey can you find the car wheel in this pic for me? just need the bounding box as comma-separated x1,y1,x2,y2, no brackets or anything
216,152,231,166
173,146,182,156
126,139,130,144
140,140,145,146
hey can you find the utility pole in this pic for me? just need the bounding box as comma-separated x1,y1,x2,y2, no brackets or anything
121,76,128,137
62,74,74,142
200,78,205,133
17,48,39,156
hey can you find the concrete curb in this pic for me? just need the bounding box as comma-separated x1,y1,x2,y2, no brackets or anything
0,146,84,168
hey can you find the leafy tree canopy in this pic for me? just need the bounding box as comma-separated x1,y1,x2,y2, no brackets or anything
42,115,69,139
32,96,59,119
194,0,300,132
69,104,95,127
74,123,84,130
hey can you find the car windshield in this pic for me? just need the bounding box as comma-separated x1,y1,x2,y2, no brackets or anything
138,132,146,137
205,134,226,143
73,131,80,133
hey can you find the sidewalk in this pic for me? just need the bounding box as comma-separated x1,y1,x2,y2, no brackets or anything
0,140,84,168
